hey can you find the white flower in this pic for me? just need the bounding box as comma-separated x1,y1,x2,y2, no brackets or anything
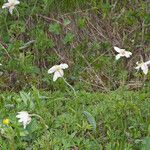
0,64,2,66
114,46,132,60
135,60,150,75
48,63,68,81
16,111,31,129
2,0,20,14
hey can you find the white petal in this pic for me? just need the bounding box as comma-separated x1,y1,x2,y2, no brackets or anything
16,113,23,118
135,65,140,70
53,70,64,81
9,6,14,14
16,114,21,118
145,60,150,65
14,0,20,5
59,63,68,69
115,54,121,60
17,111,28,115
141,64,148,75
2,3,10,8
23,123,27,129
125,51,132,58
114,46,122,53
48,66,57,74
23,120,30,129
18,119,23,123
16,111,31,129
8,0,14,3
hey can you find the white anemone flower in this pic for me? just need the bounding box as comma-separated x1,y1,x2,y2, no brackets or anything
48,63,68,81
114,46,132,60
135,60,150,75
2,0,20,14
16,111,31,129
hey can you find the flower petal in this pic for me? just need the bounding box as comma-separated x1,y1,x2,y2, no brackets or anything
53,70,64,81
115,54,121,60
23,123,27,129
9,6,14,14
14,0,20,5
135,66,140,70
141,64,148,75
125,51,132,58
114,46,122,53
8,0,14,3
145,60,150,65
2,3,10,8
48,66,57,74
59,63,68,69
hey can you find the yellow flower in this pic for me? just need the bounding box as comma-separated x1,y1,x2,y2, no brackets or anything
2,118,10,125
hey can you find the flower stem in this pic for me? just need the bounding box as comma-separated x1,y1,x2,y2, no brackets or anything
15,8,19,19
30,114,48,129
62,77,76,96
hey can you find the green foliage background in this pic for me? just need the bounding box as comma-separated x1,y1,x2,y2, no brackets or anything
1,89,150,149
0,1,150,149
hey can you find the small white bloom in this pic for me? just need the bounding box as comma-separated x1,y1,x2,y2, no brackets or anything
135,60,150,75
0,64,2,66
114,46,132,60
16,111,31,129
48,63,68,81
2,0,20,14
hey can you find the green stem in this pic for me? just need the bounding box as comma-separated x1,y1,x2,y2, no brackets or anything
15,8,19,20
62,77,76,96
30,114,48,129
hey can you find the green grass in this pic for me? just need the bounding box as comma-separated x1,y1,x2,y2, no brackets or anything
0,88,150,149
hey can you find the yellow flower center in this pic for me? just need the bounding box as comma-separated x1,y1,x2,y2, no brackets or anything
56,66,61,71
8,3,13,7
2,118,10,125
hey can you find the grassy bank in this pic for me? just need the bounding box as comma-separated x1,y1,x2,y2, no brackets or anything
1,89,150,149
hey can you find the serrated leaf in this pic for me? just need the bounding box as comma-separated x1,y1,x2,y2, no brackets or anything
83,111,96,132
20,91,30,105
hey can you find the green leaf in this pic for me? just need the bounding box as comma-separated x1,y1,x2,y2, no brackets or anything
63,19,71,26
49,23,61,34
142,137,150,150
63,33,74,44
77,18,86,29
20,130,29,137
20,91,30,105
83,111,96,132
